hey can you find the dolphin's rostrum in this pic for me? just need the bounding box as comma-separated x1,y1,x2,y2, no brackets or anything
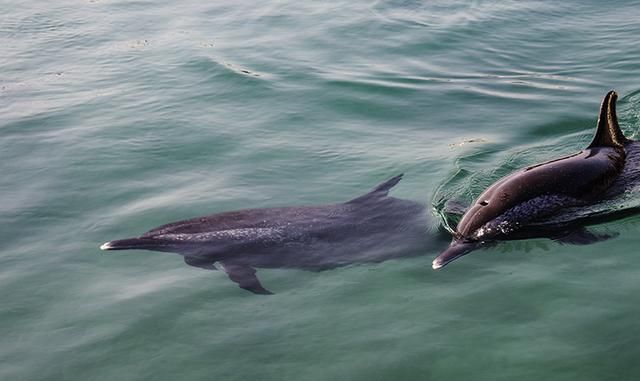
433,91,633,269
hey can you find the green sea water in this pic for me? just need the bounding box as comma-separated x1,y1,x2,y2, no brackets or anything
3,1,640,380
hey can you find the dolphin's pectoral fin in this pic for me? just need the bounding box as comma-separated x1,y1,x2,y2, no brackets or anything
553,228,619,245
183,256,217,270
186,257,272,294
219,262,273,295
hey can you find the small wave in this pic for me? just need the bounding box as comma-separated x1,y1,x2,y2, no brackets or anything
371,0,561,29
180,56,272,83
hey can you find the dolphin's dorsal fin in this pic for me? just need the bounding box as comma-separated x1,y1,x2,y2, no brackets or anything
588,90,630,148
347,173,403,204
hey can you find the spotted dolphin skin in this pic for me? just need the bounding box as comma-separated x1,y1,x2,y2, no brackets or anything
101,174,434,294
433,91,633,269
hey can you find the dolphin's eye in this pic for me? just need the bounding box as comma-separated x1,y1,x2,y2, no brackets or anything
479,200,489,206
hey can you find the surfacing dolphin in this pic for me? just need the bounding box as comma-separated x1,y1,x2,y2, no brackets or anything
433,91,635,269
101,174,436,294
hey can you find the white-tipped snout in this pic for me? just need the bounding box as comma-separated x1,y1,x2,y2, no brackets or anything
432,240,478,270
100,242,112,250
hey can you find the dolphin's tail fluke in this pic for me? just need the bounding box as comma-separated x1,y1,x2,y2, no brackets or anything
100,237,167,251
432,240,479,269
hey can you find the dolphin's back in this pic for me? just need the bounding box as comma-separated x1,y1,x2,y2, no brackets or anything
141,207,306,237
457,146,624,238
142,173,406,238
101,174,408,254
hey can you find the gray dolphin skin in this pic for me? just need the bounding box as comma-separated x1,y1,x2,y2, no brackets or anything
101,174,434,294
433,91,634,269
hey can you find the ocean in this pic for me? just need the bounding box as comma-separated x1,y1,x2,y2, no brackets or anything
2,1,640,380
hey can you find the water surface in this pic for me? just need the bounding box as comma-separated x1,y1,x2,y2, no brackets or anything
2,1,640,380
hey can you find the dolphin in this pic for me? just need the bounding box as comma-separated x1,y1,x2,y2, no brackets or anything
101,174,435,294
433,91,634,269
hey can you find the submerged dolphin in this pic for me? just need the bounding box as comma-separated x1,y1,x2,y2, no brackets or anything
101,174,434,294
433,91,634,269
